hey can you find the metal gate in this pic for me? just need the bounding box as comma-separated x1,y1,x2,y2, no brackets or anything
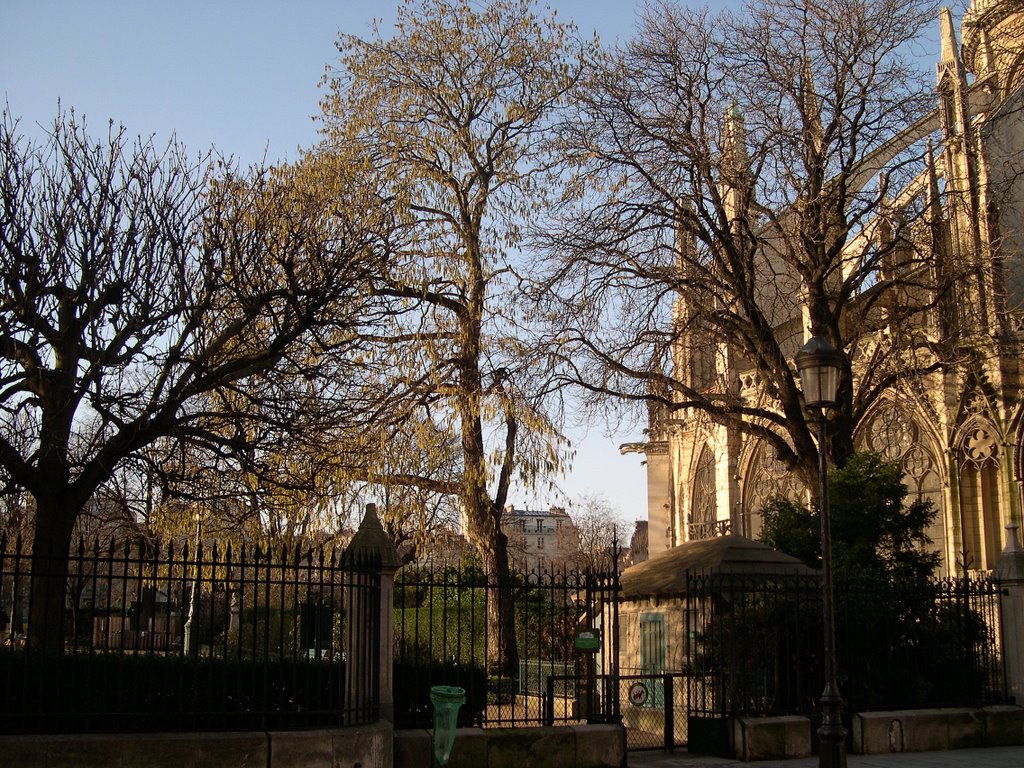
617,672,690,751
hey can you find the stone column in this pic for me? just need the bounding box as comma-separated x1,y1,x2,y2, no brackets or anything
344,503,402,722
996,522,1024,703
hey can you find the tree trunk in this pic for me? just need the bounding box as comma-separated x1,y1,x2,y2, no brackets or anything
27,502,77,655
478,528,519,677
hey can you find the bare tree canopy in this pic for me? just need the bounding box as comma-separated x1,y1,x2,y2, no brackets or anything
536,0,950,489
569,492,628,571
0,110,389,650
314,0,589,671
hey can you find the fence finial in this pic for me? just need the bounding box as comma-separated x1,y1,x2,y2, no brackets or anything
344,503,401,569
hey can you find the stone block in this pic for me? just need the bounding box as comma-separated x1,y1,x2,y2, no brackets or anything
945,708,985,750
983,705,1024,746
0,734,59,768
2,725,391,768
485,726,575,768
853,712,895,754
732,715,811,761
44,734,130,768
330,722,393,768
571,724,626,768
269,724,392,768
122,732,265,768
899,709,956,753
393,728,431,768
269,730,333,768
853,708,990,754
855,711,915,753
445,727,488,768
0,732,268,768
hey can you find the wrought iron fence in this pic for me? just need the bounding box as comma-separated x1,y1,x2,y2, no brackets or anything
685,570,1005,720
838,573,1005,712
0,534,380,733
392,557,620,728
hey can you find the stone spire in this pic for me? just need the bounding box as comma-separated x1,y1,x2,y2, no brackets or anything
799,56,824,155
939,7,960,71
722,103,749,170
720,104,751,230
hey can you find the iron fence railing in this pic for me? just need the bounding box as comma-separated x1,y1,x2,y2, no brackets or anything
0,534,380,733
393,557,621,728
685,570,1005,719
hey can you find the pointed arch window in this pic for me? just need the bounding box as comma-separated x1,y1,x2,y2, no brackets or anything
741,440,804,539
689,446,718,541
860,402,946,571
957,418,1003,571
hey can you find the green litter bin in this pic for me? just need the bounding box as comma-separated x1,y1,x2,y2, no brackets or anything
429,685,466,766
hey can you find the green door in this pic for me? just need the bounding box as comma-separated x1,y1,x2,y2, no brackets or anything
638,613,665,708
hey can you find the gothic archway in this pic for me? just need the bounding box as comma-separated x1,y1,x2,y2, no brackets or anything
858,401,947,570
739,439,804,539
689,445,718,541
956,414,1004,571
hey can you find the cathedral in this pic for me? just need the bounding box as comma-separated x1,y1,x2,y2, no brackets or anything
628,2,1024,577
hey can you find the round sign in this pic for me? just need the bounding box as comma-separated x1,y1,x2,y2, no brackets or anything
628,681,649,706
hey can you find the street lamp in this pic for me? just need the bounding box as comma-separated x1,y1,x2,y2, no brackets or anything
795,334,846,768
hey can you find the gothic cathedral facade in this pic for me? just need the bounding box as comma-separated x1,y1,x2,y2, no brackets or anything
630,2,1024,577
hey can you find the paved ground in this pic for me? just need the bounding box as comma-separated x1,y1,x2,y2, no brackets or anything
626,745,1024,767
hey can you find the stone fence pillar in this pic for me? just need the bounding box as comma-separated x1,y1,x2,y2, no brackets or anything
996,523,1024,704
344,503,402,722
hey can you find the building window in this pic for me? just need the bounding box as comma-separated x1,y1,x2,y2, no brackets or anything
860,402,946,572
536,518,543,531
689,446,717,540
958,418,1003,571
537,537,544,549
742,440,804,539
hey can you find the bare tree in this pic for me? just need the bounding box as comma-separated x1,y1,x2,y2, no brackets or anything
568,493,627,571
0,110,389,652
315,0,586,672
537,0,953,490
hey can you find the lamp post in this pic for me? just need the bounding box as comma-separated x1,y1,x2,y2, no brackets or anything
795,334,846,768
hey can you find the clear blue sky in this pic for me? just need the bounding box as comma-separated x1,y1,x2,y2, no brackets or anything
4,0,726,525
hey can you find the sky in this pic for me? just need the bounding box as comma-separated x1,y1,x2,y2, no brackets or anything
1,0,707,526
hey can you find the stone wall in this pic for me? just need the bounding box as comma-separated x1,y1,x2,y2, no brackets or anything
0,722,392,768
728,706,1024,760
394,724,625,768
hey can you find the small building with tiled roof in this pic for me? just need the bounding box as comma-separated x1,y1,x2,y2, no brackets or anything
614,536,815,704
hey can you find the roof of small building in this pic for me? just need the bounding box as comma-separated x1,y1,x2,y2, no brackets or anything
504,505,567,517
620,534,816,600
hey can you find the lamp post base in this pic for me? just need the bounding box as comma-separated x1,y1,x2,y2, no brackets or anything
818,684,846,768
818,723,847,768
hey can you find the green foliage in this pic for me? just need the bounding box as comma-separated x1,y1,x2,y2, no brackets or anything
394,560,585,668
392,556,594,721
758,497,821,567
693,571,999,714
694,577,823,716
760,452,941,579
746,453,995,712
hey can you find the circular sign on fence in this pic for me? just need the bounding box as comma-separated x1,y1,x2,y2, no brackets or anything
628,682,649,706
